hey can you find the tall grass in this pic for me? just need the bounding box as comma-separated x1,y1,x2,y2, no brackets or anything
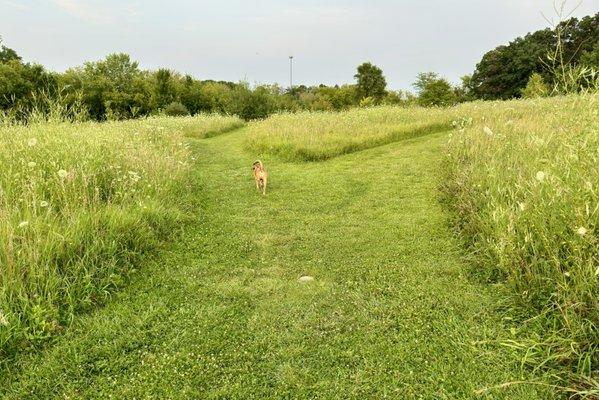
244,107,452,161
170,114,244,139
0,114,242,363
442,95,598,392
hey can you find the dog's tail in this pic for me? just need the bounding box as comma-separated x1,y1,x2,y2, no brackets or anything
253,160,264,170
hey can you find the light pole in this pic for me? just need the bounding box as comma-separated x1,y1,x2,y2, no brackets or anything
289,56,294,89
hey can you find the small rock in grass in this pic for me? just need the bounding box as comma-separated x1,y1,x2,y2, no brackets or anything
298,276,314,283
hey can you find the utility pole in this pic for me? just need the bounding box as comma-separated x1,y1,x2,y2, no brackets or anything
289,56,294,89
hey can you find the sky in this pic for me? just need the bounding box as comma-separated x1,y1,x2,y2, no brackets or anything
1,0,597,90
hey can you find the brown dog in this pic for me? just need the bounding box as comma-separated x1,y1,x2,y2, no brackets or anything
252,160,268,195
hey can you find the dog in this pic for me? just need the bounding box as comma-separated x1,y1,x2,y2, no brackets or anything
252,160,268,195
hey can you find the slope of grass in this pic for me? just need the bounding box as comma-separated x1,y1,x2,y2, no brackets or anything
244,107,452,161
1,126,552,399
0,114,242,364
441,95,598,392
173,114,245,139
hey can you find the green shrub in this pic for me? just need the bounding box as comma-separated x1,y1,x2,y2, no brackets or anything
164,101,190,116
521,73,549,98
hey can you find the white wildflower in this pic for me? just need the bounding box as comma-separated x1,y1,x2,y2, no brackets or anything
577,227,587,236
563,272,570,278
483,126,494,136
40,201,49,208
535,171,546,182
585,181,593,191
0,309,8,326
18,221,29,228
518,202,526,211
128,171,141,182
57,169,68,179
27,161,36,168
27,138,38,147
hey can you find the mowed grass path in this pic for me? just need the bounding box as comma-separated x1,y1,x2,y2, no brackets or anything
1,128,552,399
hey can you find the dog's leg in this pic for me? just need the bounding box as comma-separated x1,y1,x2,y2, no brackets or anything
262,177,267,195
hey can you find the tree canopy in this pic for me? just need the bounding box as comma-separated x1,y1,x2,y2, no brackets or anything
354,62,387,101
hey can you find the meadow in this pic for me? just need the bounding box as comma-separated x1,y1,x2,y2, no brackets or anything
442,95,599,389
0,114,243,362
243,96,599,393
244,107,452,161
0,96,597,398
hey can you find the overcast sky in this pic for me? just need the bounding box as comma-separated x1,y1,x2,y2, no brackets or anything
1,0,597,90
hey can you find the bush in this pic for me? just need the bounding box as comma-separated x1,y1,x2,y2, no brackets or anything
358,96,375,108
413,72,457,107
164,101,189,116
521,73,549,98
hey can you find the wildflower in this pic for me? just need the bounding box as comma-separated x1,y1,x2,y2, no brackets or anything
535,171,545,182
40,201,49,208
563,272,570,278
585,181,593,190
518,202,526,211
57,169,68,179
18,221,29,228
577,227,587,236
27,162,36,168
0,309,8,326
483,126,494,136
27,138,38,147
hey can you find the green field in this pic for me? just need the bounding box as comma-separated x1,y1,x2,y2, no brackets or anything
1,96,597,398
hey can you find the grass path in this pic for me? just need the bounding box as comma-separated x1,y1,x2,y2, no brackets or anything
1,129,553,399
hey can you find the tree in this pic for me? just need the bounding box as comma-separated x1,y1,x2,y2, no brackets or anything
60,53,150,120
580,41,599,68
0,41,21,63
152,69,175,110
354,62,387,101
413,72,457,107
454,75,476,103
470,12,599,100
471,29,555,100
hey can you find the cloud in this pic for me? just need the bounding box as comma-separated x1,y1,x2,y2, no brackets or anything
2,0,32,11
52,0,139,23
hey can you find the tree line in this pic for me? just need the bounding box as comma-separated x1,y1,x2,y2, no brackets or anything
0,12,597,121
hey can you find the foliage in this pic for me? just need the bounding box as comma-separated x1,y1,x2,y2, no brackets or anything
164,101,189,116
153,68,175,110
471,12,599,100
580,41,599,68
521,73,549,98
354,62,387,101
413,72,457,107
231,84,278,120
0,39,21,63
